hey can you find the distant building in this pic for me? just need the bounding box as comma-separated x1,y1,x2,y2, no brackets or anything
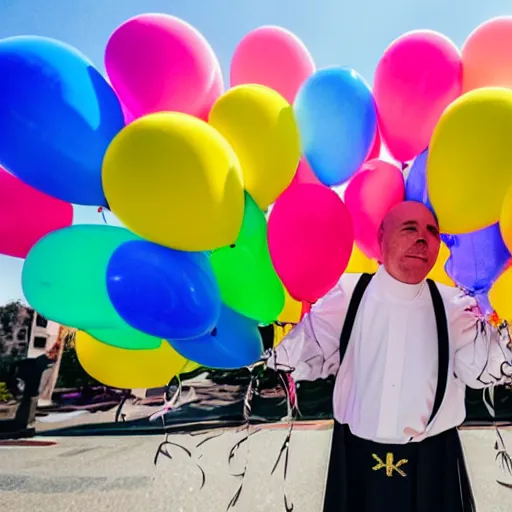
0,303,33,359
26,312,61,360
0,302,60,360
0,302,63,406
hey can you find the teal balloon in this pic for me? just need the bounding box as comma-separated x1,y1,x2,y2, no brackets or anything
210,194,285,323
22,224,161,349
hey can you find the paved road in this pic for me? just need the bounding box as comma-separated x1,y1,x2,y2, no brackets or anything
1,424,511,512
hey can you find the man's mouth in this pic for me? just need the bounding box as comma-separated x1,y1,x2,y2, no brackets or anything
405,254,428,262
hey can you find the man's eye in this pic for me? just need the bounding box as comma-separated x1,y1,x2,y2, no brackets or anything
403,226,416,232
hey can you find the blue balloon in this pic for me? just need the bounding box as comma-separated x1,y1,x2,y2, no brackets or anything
444,224,511,295
107,240,221,340
0,36,124,206
405,149,435,214
168,305,264,369
474,292,494,317
294,67,377,186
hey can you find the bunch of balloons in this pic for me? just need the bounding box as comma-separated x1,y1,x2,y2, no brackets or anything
2,14,512,388
401,18,512,320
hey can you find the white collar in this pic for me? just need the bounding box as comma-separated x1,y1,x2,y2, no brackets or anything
372,265,426,303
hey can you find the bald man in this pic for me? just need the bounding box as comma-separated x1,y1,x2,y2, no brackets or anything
270,201,512,512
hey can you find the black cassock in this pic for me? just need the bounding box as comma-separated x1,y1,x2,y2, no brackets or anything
322,274,477,512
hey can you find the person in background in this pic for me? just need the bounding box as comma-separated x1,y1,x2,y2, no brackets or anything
270,201,512,512
36,339,61,406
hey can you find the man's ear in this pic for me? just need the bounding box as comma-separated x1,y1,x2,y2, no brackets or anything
377,223,384,246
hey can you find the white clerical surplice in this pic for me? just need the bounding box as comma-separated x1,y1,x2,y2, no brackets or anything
272,266,512,444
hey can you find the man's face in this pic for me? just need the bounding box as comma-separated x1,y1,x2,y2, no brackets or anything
379,202,440,284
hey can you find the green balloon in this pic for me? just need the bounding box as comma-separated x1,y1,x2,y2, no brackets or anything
210,194,285,323
22,225,161,350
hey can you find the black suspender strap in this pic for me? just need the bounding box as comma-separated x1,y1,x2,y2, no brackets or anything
337,274,450,429
338,273,374,363
426,278,449,426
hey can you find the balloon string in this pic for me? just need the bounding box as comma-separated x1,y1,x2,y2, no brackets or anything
226,369,260,510
98,206,108,224
153,376,206,490
271,370,298,512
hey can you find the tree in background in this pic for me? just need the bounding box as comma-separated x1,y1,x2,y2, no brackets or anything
0,301,24,333
0,301,32,360
56,329,99,389
0,301,32,383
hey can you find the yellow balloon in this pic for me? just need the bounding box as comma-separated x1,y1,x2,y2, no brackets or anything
75,331,186,389
427,242,454,287
278,288,302,324
500,184,512,253
273,323,294,348
209,84,301,210
489,264,512,321
180,360,201,374
102,112,244,251
346,244,379,274
428,87,512,234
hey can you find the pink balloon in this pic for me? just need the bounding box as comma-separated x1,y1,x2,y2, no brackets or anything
374,30,462,162
105,14,219,119
268,184,354,302
366,127,381,161
106,75,134,125
344,160,404,260
230,26,315,104
0,168,73,259
462,17,512,92
196,63,224,121
120,101,135,125
290,158,322,187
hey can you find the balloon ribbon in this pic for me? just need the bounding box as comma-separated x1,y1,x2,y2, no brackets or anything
226,366,262,510
152,375,206,490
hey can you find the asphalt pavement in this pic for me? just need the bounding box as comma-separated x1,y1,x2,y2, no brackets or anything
0,423,511,512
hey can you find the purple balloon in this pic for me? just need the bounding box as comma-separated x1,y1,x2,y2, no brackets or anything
405,149,434,213
444,224,511,295
474,292,494,317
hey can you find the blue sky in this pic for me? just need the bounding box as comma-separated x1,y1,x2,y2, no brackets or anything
0,0,509,305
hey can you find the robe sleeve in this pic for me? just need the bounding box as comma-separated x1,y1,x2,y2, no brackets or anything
267,277,354,381
451,294,512,389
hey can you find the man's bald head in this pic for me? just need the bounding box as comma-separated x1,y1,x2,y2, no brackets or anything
379,201,438,235
378,201,440,284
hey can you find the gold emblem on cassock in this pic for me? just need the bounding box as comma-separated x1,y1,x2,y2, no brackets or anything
372,453,408,477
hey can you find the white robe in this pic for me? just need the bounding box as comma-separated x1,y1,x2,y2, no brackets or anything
271,266,512,444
